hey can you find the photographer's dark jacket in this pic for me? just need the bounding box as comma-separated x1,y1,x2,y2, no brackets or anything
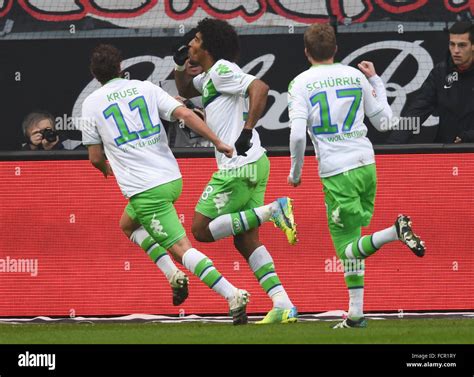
387,55,474,143
21,140,64,151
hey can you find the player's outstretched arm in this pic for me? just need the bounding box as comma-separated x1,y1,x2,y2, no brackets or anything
87,144,113,178
172,106,233,157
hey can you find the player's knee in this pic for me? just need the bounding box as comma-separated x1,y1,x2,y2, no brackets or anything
121,228,133,239
233,235,260,260
191,222,212,242
119,218,135,239
119,222,131,238
233,237,244,251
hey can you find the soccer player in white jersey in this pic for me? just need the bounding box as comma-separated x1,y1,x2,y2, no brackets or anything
174,18,298,324
287,24,426,328
82,44,251,325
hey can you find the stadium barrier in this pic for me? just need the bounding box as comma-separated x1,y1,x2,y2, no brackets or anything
0,145,473,317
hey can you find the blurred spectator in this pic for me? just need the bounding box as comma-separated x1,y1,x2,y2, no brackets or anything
21,111,82,150
387,21,474,144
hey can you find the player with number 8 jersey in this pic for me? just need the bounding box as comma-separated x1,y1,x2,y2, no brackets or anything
175,18,299,324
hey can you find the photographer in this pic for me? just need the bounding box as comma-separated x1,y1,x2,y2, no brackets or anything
21,111,82,151
21,112,63,151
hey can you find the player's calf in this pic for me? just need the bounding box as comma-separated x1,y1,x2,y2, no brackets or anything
180,246,250,325
191,214,215,242
204,197,298,245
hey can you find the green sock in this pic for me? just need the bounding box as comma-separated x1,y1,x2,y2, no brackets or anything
141,235,168,263
209,209,262,240
343,258,365,289
343,259,365,319
230,209,261,235
345,235,378,259
130,226,177,281
182,248,236,300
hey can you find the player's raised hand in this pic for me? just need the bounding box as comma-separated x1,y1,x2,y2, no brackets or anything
288,175,301,187
215,141,234,158
358,61,377,78
173,28,197,67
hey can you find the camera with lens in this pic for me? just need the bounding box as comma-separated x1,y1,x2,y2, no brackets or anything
178,100,205,140
40,128,58,142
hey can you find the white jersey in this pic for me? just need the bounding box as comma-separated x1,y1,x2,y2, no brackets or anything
82,78,182,198
288,63,384,178
193,59,266,170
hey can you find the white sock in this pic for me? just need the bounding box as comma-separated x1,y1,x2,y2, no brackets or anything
182,248,236,300
208,214,233,241
372,225,398,248
348,288,364,320
208,201,279,241
130,226,177,281
157,256,179,282
212,279,237,302
248,245,293,309
253,201,279,223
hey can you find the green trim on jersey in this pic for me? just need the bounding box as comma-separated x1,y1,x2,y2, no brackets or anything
216,63,232,75
104,77,123,85
202,79,222,108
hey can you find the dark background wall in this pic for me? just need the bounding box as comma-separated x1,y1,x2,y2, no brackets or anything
1,0,471,150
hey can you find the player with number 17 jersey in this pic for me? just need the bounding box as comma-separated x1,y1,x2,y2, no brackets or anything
287,24,426,329
288,63,384,178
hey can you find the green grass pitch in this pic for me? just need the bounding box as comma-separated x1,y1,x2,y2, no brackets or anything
0,319,473,344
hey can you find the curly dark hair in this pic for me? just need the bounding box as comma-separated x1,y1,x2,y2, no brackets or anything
196,18,240,62
89,44,122,85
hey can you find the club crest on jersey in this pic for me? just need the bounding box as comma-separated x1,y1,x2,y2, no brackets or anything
214,191,232,214
150,214,168,237
216,64,232,75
